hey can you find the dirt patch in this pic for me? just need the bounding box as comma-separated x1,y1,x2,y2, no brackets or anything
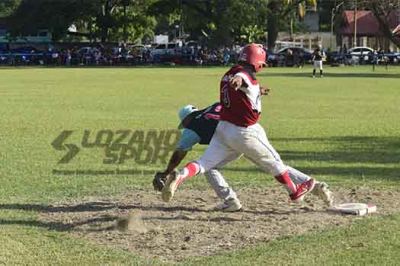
40,187,400,262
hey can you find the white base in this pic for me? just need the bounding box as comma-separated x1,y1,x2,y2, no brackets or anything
327,203,377,216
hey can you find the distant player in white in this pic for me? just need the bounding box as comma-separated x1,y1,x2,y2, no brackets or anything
312,46,326,78
161,43,332,207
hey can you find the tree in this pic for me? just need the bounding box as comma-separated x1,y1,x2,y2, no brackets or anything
7,0,156,42
89,0,156,42
369,0,400,49
8,0,91,41
342,0,400,49
266,0,318,51
0,0,21,16
149,0,269,48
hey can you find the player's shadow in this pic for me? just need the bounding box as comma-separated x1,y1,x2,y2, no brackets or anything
0,219,74,232
259,72,400,79
0,202,117,213
0,201,210,214
0,202,210,232
243,207,317,216
143,215,244,222
120,205,209,213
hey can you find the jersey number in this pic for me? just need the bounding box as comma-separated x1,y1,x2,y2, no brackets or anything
222,84,231,108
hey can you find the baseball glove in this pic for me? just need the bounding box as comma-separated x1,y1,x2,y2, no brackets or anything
153,171,168,191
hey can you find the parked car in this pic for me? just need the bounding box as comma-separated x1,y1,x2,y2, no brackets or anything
384,52,400,64
0,43,9,54
267,47,312,67
347,46,374,56
150,42,181,56
9,46,45,65
11,46,44,54
75,47,101,56
326,51,345,65
347,47,374,63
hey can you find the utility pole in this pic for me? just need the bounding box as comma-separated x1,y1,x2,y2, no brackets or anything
331,1,344,50
290,12,293,41
353,0,358,47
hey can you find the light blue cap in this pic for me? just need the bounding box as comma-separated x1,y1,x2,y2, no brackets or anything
178,105,198,129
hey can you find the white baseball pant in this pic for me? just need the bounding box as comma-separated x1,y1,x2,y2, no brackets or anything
313,60,323,70
196,121,287,177
205,169,238,201
204,166,311,201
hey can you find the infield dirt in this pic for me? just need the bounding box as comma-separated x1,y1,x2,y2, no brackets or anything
40,187,400,262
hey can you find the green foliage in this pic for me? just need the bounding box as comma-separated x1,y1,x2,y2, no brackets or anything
8,0,92,41
96,0,157,42
0,0,21,16
8,0,156,42
267,0,319,49
149,0,269,47
3,0,325,47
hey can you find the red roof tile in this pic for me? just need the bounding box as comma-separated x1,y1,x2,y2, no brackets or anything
342,11,380,36
341,10,400,36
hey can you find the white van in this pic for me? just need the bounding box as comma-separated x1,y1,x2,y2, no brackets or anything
151,42,181,56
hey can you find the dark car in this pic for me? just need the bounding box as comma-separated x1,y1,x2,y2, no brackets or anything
0,43,9,54
384,52,400,64
11,46,43,54
267,47,312,67
325,51,345,65
9,46,45,65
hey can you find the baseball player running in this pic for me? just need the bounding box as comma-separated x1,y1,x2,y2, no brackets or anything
153,102,242,212
161,43,332,207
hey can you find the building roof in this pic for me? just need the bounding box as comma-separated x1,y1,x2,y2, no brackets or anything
341,11,380,36
341,10,400,37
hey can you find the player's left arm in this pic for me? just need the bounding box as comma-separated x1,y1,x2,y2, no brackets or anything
164,150,188,176
153,149,187,191
260,86,270,95
229,75,243,89
153,129,200,191
162,129,200,175
232,72,268,95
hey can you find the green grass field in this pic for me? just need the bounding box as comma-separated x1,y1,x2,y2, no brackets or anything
1,65,400,265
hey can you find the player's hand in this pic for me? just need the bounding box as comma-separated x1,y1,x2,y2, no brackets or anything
260,87,270,95
229,76,243,90
153,171,168,191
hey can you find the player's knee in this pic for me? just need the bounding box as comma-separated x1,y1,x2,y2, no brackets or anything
193,159,206,174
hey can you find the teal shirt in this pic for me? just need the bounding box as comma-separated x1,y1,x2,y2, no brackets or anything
176,128,201,151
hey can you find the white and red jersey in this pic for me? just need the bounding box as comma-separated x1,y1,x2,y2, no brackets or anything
220,65,262,127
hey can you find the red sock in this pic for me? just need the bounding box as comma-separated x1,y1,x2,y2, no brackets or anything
177,162,201,187
275,171,297,194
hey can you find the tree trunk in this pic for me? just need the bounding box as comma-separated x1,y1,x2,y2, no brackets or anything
371,2,400,49
267,1,279,51
123,2,127,43
100,0,111,42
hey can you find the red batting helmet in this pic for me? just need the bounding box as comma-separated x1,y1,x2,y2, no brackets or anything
238,43,267,72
